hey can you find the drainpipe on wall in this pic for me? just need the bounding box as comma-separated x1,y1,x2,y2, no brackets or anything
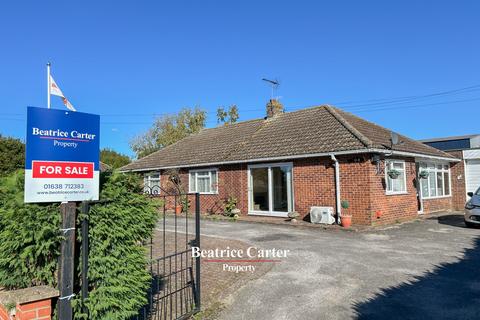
330,154,342,224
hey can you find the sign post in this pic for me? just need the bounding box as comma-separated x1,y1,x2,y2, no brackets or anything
58,202,77,319
25,106,100,319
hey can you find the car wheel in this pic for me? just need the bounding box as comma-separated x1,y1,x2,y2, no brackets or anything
465,221,477,228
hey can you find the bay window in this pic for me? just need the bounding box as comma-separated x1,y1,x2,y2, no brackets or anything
419,163,451,198
385,160,407,194
189,169,218,194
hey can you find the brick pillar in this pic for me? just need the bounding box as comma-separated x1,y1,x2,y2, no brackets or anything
0,286,58,320
16,299,52,320
0,304,10,320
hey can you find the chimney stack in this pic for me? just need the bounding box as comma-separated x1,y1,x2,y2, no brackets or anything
266,99,284,118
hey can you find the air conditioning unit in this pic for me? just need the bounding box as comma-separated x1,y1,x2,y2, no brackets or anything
310,206,335,224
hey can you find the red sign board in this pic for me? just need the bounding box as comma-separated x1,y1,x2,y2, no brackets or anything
32,161,94,179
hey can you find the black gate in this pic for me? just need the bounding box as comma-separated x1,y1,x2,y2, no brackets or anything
134,190,201,320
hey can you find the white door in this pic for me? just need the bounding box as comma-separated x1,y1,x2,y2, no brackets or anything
466,159,480,194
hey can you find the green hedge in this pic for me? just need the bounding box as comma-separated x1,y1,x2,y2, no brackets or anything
0,171,159,320
75,172,158,319
0,171,61,289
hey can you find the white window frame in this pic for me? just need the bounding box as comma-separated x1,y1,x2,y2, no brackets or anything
247,162,294,217
144,172,161,194
188,168,218,194
385,159,408,195
418,162,452,199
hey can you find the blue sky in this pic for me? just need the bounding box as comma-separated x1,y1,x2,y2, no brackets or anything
1,1,479,157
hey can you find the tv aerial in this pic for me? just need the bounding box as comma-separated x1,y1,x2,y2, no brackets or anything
262,78,280,99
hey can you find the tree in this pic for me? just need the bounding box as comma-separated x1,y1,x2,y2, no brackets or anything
216,107,228,124
0,135,25,177
217,105,239,125
100,148,131,169
228,104,239,123
130,107,206,159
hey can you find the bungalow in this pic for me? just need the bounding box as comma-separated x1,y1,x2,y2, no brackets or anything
120,102,462,226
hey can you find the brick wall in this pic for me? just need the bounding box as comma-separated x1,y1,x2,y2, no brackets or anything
422,197,453,213
449,150,467,210
293,155,420,226
151,153,460,225
0,304,9,320
0,298,53,320
292,157,336,221
16,300,52,320
365,156,419,226
157,164,248,215
338,155,373,225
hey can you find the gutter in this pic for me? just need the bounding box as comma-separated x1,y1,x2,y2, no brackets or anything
119,148,459,173
330,154,342,224
375,149,460,162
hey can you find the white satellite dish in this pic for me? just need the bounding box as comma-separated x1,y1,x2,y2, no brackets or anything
391,132,400,145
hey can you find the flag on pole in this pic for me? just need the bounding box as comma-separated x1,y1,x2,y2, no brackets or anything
49,75,76,111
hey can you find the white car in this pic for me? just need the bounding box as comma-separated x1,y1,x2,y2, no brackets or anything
465,188,480,227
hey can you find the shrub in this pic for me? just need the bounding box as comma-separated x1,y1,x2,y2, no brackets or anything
0,171,61,289
0,135,25,177
223,196,237,217
75,172,159,319
0,170,159,320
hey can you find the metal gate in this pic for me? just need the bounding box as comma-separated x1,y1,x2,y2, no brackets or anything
134,190,201,320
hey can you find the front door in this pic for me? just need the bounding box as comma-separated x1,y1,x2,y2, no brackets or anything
248,163,293,217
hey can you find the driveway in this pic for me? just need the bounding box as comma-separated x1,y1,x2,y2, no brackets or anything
167,213,480,319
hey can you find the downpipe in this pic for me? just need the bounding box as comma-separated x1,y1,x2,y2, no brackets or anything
330,154,341,224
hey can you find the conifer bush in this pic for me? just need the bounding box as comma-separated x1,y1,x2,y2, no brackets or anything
0,171,159,320
0,171,61,289
75,172,158,319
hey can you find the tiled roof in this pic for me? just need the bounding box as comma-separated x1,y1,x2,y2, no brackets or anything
120,105,456,171
100,161,112,172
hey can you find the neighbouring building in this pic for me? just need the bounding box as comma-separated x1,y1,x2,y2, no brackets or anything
120,102,462,226
421,134,480,206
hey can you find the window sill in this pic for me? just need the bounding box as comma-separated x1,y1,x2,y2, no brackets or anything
386,192,408,196
190,192,218,195
248,211,289,218
422,195,452,200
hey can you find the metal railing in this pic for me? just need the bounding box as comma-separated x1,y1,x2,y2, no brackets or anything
134,191,201,320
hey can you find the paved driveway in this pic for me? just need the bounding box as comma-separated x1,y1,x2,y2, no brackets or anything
169,213,480,320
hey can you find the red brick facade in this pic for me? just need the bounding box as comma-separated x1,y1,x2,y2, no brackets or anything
151,153,461,226
0,298,54,320
448,150,467,211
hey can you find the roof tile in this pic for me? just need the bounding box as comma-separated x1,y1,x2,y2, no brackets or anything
120,105,455,171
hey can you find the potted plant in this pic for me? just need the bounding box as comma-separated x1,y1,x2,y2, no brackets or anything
165,168,187,214
418,170,429,179
288,211,300,223
175,203,182,215
341,200,352,228
387,168,401,179
178,195,190,215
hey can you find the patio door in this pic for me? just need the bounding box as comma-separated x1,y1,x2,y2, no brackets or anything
248,163,293,217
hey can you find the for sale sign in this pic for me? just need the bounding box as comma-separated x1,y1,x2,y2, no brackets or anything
24,106,100,203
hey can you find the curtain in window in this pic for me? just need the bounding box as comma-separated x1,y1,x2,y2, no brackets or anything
189,170,218,193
